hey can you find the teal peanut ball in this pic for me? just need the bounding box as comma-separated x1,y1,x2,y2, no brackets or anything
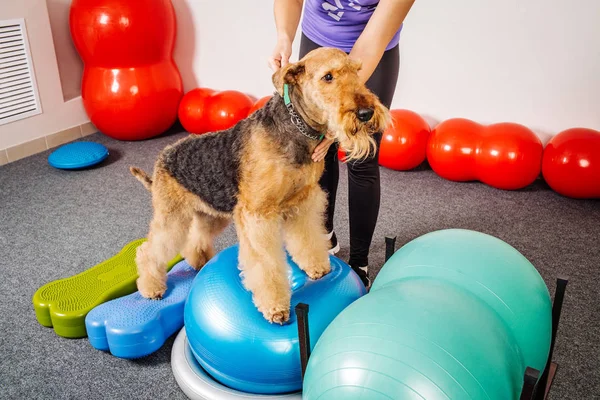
302,229,552,400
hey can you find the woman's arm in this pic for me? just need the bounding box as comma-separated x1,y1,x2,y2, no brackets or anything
274,0,304,44
349,0,415,84
269,0,305,71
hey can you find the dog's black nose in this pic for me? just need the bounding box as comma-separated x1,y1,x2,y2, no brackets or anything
357,108,374,122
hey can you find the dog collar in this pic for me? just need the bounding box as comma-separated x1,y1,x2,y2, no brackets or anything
282,84,325,141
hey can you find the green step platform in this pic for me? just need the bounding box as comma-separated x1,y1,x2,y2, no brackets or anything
33,238,183,338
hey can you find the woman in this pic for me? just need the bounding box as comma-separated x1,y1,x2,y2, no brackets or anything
269,0,415,288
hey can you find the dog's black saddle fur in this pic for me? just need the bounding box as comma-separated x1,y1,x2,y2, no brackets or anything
160,94,322,213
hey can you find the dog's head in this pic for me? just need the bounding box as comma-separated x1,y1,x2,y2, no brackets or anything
272,47,390,162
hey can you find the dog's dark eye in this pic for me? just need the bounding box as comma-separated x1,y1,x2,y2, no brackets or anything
322,73,333,82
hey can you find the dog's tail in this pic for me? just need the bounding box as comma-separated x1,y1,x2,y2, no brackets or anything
129,166,153,191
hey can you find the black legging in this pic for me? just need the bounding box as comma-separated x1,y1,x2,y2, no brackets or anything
299,33,400,267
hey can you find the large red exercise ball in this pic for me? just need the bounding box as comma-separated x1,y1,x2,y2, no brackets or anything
427,118,543,190
178,88,216,134
249,95,272,115
379,109,431,171
541,127,600,199
70,0,183,141
204,90,253,132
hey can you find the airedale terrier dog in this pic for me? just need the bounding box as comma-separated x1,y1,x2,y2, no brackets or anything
130,47,390,324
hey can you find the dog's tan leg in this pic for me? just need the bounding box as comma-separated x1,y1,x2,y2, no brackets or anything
234,208,291,324
283,187,331,280
136,211,190,299
181,212,230,270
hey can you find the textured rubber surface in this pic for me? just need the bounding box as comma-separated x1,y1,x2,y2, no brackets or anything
32,238,182,338
171,328,302,400
85,260,198,359
48,141,109,169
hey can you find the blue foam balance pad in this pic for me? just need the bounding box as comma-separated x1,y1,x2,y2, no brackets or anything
85,259,198,359
48,141,109,170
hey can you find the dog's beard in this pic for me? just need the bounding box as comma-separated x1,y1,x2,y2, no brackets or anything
333,104,390,163
339,131,377,162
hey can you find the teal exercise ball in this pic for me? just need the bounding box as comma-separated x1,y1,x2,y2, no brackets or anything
302,229,552,400
372,228,552,372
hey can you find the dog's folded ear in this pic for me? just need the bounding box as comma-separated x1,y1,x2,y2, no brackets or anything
272,62,306,94
350,58,362,72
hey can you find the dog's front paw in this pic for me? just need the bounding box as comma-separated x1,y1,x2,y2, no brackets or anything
260,305,291,325
268,309,290,325
183,250,209,271
137,277,166,300
304,261,331,280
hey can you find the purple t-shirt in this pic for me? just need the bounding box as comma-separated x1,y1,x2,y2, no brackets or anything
301,0,402,52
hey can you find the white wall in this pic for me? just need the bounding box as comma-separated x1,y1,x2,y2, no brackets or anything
46,0,83,101
0,0,89,151
393,0,600,142
172,0,290,98
172,0,600,142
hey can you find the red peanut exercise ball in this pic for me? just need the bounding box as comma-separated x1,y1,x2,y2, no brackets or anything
427,118,479,181
427,118,543,190
249,95,273,115
379,109,431,171
178,88,216,134
70,0,183,141
204,90,253,132
542,127,600,199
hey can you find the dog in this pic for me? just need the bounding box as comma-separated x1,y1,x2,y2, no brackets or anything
130,47,390,324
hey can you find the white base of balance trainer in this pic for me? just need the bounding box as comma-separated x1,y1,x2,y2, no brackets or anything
171,327,303,400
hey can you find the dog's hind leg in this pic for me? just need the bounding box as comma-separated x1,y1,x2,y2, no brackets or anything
283,187,331,280
181,212,230,270
136,209,191,299
234,208,291,324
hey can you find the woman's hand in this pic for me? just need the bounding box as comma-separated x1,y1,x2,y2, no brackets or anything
312,137,335,162
269,0,304,71
269,36,293,72
350,0,415,84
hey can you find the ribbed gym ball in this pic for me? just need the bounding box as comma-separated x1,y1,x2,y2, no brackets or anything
302,229,552,400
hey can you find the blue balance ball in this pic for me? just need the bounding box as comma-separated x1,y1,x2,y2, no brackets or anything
183,244,366,395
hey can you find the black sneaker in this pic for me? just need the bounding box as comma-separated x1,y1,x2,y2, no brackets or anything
352,264,371,290
326,230,340,255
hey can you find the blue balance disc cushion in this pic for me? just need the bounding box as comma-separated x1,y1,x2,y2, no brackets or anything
183,244,367,395
85,260,199,359
48,141,109,169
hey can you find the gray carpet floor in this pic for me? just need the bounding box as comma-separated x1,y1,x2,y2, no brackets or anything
0,127,598,400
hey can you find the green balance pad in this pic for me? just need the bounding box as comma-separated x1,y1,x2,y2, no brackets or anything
33,238,182,338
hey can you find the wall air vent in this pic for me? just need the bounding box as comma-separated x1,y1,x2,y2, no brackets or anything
0,19,41,126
